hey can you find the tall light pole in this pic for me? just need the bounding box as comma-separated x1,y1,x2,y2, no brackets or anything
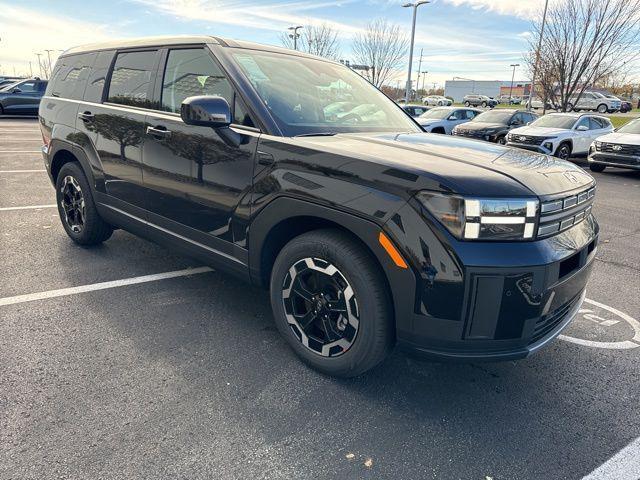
403,1,429,104
44,49,55,79
35,53,43,78
416,48,424,96
288,25,303,51
509,63,520,103
421,71,428,92
528,0,549,111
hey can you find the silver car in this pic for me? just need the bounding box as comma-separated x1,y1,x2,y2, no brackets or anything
416,106,481,134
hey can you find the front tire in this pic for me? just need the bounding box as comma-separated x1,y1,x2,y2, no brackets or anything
270,229,394,377
481,101,487,108
597,104,608,113
589,163,606,173
464,101,470,107
56,162,113,245
555,143,572,160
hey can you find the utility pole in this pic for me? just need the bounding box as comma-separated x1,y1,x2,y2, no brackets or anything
528,0,549,111
44,49,56,79
416,48,424,97
421,71,428,92
402,1,429,104
288,25,303,51
29,61,33,77
35,53,43,78
509,63,520,103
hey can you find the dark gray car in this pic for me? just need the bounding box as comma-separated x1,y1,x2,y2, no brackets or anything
0,79,48,115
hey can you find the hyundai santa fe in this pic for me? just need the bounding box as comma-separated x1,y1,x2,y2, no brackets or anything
39,36,599,377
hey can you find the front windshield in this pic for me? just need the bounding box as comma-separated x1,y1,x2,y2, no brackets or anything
531,115,577,129
231,50,420,136
618,119,640,134
420,108,452,120
472,110,513,124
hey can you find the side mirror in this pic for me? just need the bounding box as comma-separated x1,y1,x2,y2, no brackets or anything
181,95,231,128
11,88,22,94
448,115,457,120
577,125,589,131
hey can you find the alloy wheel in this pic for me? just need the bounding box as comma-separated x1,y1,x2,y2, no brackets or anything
60,175,85,233
282,257,359,357
556,145,571,160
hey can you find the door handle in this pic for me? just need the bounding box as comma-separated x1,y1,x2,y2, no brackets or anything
77,111,94,121
146,125,171,138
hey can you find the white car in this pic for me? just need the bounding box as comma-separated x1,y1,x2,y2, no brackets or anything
422,95,452,106
416,106,481,134
588,117,640,172
567,91,621,113
506,113,614,160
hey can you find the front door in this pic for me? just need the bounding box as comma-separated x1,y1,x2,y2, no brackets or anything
3,80,43,114
142,47,259,256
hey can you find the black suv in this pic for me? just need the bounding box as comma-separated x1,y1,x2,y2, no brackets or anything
452,109,537,144
0,78,48,115
40,36,598,377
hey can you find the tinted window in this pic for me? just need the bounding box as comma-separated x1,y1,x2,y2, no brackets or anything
234,96,255,127
590,117,607,129
161,48,233,114
107,50,159,108
17,81,37,93
575,117,591,130
84,50,115,103
47,54,93,100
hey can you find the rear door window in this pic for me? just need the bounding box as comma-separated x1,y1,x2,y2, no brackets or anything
107,50,159,108
84,50,115,103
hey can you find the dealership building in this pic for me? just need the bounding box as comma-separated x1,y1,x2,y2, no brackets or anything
444,79,531,102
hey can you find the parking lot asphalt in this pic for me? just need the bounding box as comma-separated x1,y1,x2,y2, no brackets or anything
1,117,639,480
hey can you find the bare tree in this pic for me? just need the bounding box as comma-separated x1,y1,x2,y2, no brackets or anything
280,22,341,59
352,19,408,88
527,0,640,111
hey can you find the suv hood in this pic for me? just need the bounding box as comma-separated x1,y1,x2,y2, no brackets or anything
510,126,568,137
296,132,594,197
460,121,506,131
596,131,640,145
417,118,445,126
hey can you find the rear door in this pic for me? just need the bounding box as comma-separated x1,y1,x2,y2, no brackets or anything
77,48,160,211
141,46,260,260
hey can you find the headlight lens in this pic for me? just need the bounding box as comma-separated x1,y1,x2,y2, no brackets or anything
594,141,602,151
416,192,538,241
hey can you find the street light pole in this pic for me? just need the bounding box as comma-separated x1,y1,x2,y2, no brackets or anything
288,25,303,51
35,53,43,78
528,0,549,111
44,49,55,79
402,1,429,104
421,71,428,92
509,63,519,103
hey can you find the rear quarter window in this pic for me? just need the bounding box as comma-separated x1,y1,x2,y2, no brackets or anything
47,53,94,100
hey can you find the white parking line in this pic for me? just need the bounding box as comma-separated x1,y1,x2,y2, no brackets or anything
581,437,640,479
0,204,57,211
0,266,214,307
0,169,46,173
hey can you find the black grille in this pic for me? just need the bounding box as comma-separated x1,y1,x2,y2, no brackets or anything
599,142,640,156
510,134,546,146
537,186,595,238
455,129,483,138
530,294,580,345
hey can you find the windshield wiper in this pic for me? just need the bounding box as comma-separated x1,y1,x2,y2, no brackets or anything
294,132,338,137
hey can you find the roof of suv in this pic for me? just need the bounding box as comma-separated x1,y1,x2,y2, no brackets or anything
62,35,334,62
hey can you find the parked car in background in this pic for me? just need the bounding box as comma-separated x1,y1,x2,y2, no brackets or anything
0,78,48,115
567,91,620,113
422,95,452,106
463,94,498,108
452,109,537,144
506,113,614,160
416,106,480,134
617,99,633,113
498,94,520,105
588,117,640,172
39,35,598,377
401,104,430,117
525,97,558,110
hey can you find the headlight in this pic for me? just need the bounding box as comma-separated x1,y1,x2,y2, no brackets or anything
417,192,538,241
594,141,602,151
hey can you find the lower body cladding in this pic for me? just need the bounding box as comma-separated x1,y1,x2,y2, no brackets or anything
385,204,599,361
588,151,640,170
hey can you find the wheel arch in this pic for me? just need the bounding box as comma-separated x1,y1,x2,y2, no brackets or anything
248,197,418,337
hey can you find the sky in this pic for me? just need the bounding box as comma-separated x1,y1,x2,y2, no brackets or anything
0,0,637,87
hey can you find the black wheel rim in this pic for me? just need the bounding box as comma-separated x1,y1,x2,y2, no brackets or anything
498,137,507,145
60,175,85,233
282,257,359,357
557,146,570,160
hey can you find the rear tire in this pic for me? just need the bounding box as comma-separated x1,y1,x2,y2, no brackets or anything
589,163,606,173
269,229,394,377
55,162,113,245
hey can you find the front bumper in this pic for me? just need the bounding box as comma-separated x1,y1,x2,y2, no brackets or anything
588,151,640,170
385,204,599,361
506,142,553,155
